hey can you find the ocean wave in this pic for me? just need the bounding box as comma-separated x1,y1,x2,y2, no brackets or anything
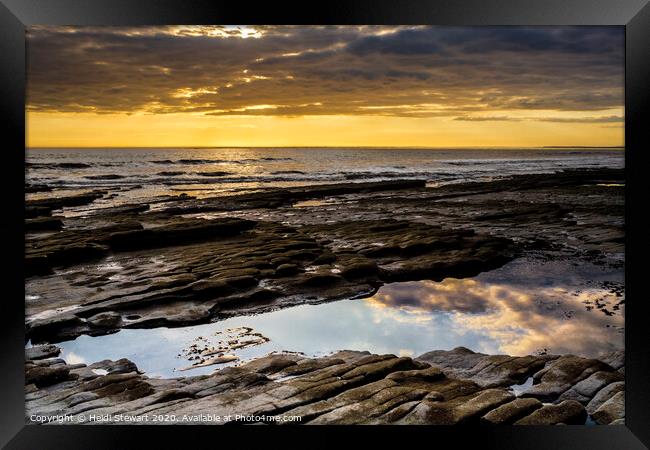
147,157,295,166
178,159,222,165
26,162,92,169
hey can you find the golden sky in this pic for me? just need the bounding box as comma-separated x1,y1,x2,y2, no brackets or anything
26,26,624,148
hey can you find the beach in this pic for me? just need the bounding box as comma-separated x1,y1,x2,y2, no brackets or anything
24,148,625,425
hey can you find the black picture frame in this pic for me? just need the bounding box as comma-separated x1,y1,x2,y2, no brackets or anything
1,1,648,448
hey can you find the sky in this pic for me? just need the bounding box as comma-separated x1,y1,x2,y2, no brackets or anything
26,25,624,148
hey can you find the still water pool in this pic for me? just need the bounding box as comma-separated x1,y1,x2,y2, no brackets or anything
52,256,623,378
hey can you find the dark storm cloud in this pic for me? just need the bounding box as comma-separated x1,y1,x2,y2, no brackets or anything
26,25,624,118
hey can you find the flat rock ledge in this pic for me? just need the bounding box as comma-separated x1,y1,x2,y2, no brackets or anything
25,346,624,425
26,169,623,345
25,216,516,344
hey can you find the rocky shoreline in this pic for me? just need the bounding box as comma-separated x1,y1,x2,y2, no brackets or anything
25,168,625,424
25,168,623,344
25,345,624,425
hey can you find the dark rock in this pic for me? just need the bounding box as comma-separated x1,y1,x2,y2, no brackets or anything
57,163,92,169
89,358,140,375
25,344,61,360
26,217,63,232
453,389,516,424
197,171,232,177
297,273,344,287
25,205,53,218
84,174,125,180
87,312,123,328
26,192,104,210
25,364,75,387
558,370,624,404
107,218,256,251
274,263,300,277
514,400,587,425
586,381,625,415
481,398,543,424
417,347,553,388
522,355,614,402
25,184,53,193
24,348,621,425
592,391,624,424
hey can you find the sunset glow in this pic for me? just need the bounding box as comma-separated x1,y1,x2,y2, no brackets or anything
26,25,624,148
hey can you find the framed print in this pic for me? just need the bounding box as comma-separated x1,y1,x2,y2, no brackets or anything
1,0,649,448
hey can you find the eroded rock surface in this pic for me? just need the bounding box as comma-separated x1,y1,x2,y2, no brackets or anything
24,169,625,425
26,170,623,344
26,185,520,343
25,345,623,425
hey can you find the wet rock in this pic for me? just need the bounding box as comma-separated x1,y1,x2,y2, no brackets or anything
417,347,553,388
107,218,256,251
179,354,239,371
26,314,87,344
239,354,302,375
25,205,53,218
558,370,624,404
89,359,139,375
514,400,587,425
25,364,75,388
162,179,428,214
26,192,104,210
85,174,125,180
339,258,379,279
453,389,515,423
598,350,624,371
25,344,61,360
274,263,300,277
305,383,429,424
522,355,614,402
24,348,622,425
586,381,625,415
67,392,100,407
26,217,63,232
296,272,344,287
272,357,346,379
24,170,623,349
86,203,150,216
87,312,123,328
27,203,516,342
56,163,92,169
481,398,543,424
197,171,232,177
25,221,143,276
25,184,53,193
592,391,624,424
385,367,444,384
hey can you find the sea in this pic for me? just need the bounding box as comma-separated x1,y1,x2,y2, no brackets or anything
26,147,624,209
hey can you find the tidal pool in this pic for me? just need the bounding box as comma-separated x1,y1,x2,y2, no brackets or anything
53,256,624,378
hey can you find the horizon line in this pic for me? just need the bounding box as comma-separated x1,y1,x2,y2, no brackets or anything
26,145,626,150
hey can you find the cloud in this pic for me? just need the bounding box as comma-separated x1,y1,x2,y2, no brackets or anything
536,115,623,123
367,278,624,357
454,114,623,123
454,116,519,122
26,26,624,118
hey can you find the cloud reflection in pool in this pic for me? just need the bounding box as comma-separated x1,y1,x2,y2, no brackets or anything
56,257,623,378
